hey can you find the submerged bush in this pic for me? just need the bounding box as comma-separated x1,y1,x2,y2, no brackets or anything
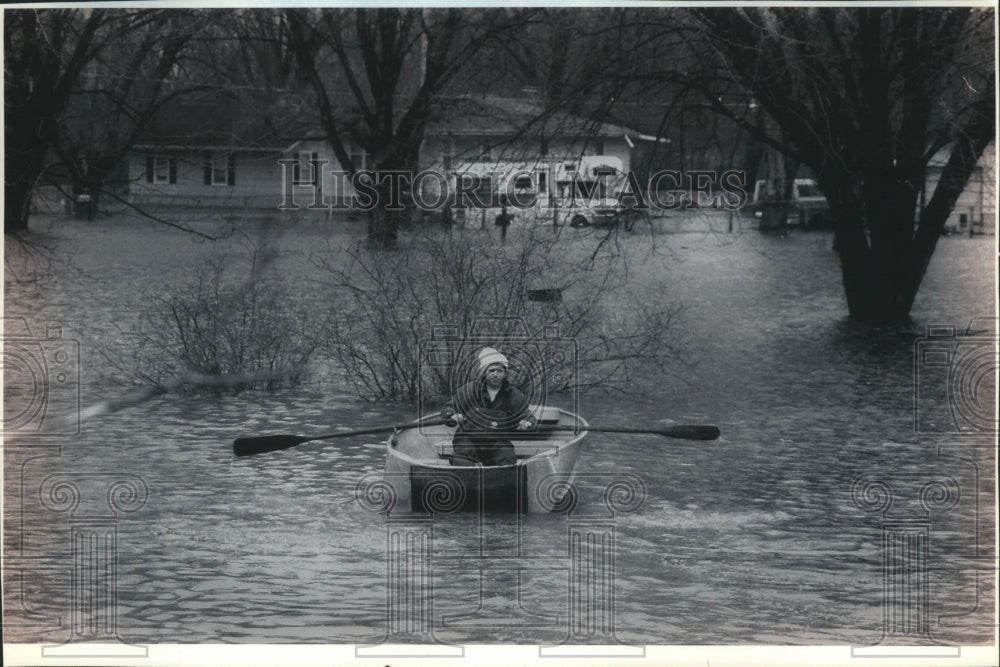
313,225,687,402
102,243,320,393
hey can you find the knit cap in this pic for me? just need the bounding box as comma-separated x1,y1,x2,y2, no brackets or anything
477,347,509,374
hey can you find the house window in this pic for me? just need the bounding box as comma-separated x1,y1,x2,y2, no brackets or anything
456,174,493,208
204,151,236,186
538,171,547,194
210,153,229,185
146,153,176,184
293,151,319,185
155,155,172,183
479,140,493,162
442,139,454,171
348,145,368,172
473,175,493,204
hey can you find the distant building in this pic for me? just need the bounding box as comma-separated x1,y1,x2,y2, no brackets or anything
923,142,995,235
746,142,996,233
128,93,311,210
127,93,639,214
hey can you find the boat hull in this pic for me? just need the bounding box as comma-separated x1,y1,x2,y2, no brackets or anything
384,408,588,514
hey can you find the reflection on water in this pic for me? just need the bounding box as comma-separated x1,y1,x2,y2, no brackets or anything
3,215,995,645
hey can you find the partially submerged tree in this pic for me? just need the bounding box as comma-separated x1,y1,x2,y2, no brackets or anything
4,9,206,233
284,7,534,248
5,9,112,232
692,7,995,321
487,9,665,164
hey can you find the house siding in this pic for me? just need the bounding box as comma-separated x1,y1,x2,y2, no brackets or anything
295,134,634,212
923,142,995,234
129,148,289,209
127,119,635,213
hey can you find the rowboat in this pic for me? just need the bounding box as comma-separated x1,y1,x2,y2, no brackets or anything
383,406,588,513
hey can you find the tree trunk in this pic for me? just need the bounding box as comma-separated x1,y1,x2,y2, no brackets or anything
837,91,994,323
3,184,31,234
367,207,400,249
833,179,924,322
365,175,414,249
5,180,34,234
4,134,46,233
836,239,919,321
758,201,787,230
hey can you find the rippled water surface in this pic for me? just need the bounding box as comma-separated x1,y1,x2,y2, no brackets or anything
4,213,995,647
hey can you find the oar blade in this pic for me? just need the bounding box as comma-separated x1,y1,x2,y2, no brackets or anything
233,434,311,457
659,425,720,440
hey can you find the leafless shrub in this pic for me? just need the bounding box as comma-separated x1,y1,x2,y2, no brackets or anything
313,225,687,402
100,243,320,394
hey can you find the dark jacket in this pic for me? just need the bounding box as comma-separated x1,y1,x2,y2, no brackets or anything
446,378,535,440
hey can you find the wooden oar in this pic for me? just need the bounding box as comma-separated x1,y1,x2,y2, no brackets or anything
234,419,719,457
233,418,451,457
543,424,720,440
429,423,720,441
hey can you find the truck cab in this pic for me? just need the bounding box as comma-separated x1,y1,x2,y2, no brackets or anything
752,178,831,227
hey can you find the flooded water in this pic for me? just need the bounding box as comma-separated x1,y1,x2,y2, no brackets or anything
3,212,995,649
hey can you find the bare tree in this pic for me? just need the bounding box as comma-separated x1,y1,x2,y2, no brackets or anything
283,7,535,248
4,9,208,233
691,7,995,321
5,9,112,232
495,9,758,199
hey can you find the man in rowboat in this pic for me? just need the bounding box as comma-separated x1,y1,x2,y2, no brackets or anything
441,347,537,466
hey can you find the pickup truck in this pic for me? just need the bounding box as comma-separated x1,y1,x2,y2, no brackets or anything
564,196,641,229
751,178,831,227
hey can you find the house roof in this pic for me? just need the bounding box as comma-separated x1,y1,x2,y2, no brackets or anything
133,91,318,152
427,95,635,139
927,141,995,169
132,91,637,151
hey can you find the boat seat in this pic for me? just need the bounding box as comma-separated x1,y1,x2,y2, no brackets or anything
533,406,561,425
429,406,567,459
432,440,454,457
432,437,568,459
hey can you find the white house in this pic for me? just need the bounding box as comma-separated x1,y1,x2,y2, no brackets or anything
127,94,638,216
923,141,995,235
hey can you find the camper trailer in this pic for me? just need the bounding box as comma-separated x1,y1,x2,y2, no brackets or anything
551,155,634,227
450,155,635,228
